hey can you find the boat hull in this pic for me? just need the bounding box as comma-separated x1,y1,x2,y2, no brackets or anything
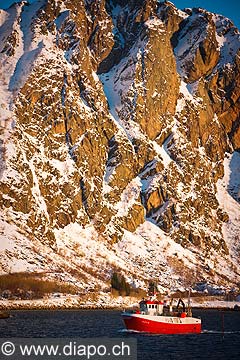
122,313,201,334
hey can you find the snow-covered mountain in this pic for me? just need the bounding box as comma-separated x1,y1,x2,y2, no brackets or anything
0,0,239,293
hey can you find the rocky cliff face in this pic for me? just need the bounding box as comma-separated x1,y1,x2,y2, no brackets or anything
0,0,240,292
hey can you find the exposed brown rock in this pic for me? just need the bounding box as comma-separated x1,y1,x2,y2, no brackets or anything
0,0,239,279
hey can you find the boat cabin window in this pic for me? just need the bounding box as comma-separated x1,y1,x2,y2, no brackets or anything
148,304,158,309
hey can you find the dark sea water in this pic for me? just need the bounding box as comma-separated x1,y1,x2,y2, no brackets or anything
0,309,240,360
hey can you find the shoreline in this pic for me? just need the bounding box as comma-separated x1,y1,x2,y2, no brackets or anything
0,296,239,312
1,306,240,311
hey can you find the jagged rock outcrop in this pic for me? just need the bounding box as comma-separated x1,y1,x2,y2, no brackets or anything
0,0,239,290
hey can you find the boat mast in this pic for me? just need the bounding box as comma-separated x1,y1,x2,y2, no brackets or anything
187,288,192,316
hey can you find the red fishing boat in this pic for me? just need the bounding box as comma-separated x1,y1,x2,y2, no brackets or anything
122,297,201,334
